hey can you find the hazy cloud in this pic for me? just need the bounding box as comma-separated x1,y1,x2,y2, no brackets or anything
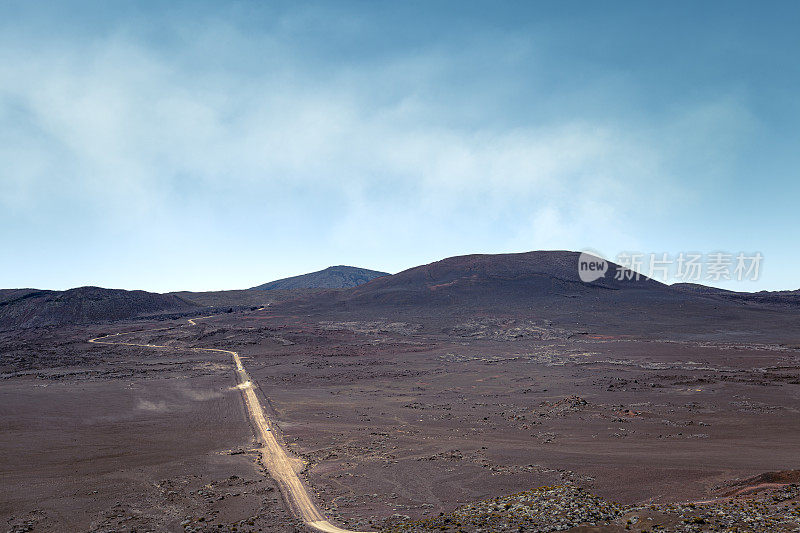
1,3,796,290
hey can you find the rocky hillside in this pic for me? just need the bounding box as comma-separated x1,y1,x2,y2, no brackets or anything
385,478,800,532
0,286,199,330
673,283,800,308
273,251,800,342
282,251,671,312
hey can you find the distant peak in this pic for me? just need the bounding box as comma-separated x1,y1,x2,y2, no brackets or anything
250,265,389,291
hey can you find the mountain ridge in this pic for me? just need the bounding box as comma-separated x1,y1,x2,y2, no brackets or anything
0,286,199,330
270,251,800,342
287,251,669,311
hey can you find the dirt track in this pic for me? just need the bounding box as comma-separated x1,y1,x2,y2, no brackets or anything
89,319,373,533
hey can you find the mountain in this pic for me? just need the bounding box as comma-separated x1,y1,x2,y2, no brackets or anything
0,286,199,330
273,251,800,341
286,251,667,309
250,265,389,291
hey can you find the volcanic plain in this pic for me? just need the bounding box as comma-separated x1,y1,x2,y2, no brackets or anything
2,252,800,532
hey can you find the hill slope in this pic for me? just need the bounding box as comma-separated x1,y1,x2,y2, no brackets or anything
273,251,800,341
288,251,667,309
672,283,800,307
0,286,199,330
171,288,325,307
251,265,388,291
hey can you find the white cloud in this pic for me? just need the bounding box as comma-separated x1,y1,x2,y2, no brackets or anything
0,20,751,289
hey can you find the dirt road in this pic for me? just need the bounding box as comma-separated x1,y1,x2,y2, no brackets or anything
89,319,373,533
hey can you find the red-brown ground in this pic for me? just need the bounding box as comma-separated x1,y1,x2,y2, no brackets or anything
3,305,798,531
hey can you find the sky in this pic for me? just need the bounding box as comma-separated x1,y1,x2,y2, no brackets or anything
1,1,799,292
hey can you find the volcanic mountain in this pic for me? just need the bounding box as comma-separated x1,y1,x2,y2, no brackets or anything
287,251,665,309
275,251,800,341
0,286,199,330
250,265,388,291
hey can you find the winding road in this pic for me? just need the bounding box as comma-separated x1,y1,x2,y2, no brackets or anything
89,316,374,533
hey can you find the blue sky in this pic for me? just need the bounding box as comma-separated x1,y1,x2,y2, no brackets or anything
1,1,798,292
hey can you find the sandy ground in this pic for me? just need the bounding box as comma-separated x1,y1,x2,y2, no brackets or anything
85,323,373,533
0,324,301,532
2,309,799,531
